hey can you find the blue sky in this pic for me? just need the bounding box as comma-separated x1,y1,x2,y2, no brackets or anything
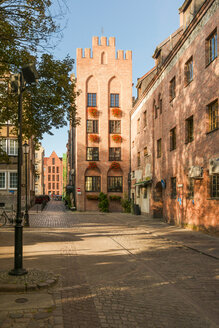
42,0,183,157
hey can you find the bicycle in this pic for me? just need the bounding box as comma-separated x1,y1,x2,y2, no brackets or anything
0,210,16,227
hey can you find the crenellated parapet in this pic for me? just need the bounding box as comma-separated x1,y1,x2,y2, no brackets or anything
76,36,132,61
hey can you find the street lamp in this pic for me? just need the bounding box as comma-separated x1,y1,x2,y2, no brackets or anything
9,63,38,276
22,141,30,227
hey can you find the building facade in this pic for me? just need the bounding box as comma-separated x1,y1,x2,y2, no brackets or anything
74,36,132,211
43,151,63,198
35,144,45,195
131,0,219,232
0,121,35,209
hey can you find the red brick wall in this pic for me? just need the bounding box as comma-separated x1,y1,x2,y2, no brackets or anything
131,0,219,231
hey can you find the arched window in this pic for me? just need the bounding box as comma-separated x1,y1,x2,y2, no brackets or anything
101,52,107,64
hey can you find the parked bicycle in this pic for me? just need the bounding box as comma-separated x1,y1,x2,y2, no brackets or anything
0,210,16,227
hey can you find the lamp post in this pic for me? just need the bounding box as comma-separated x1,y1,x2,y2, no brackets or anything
23,141,29,227
9,64,38,276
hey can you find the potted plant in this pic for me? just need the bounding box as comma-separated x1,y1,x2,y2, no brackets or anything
110,162,121,170
88,107,98,117
89,134,99,142
112,108,122,117
88,162,97,169
112,134,122,143
109,195,122,201
87,194,99,200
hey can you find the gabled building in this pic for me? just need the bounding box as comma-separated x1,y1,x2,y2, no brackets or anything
43,151,63,198
72,36,132,211
131,0,219,232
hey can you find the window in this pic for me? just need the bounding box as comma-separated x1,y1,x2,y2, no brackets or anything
143,111,147,127
0,172,6,189
57,191,59,195
9,172,17,189
52,158,55,165
169,77,176,101
48,166,51,173
132,141,134,148
53,183,55,189
186,116,194,143
107,176,123,192
159,94,162,114
56,167,59,173
57,175,59,181
0,139,7,153
143,187,147,199
184,57,193,85
48,183,51,189
137,152,140,167
170,127,176,151
8,139,18,155
132,171,135,178
110,94,119,107
137,118,140,133
171,177,177,199
154,100,158,119
210,175,219,198
208,100,218,132
87,147,99,161
87,120,98,133
109,148,121,161
85,176,101,192
109,120,121,133
144,147,148,157
157,139,161,158
52,167,55,173
48,175,51,181
187,178,194,198
87,93,97,107
206,29,217,65
57,183,59,190
52,175,55,181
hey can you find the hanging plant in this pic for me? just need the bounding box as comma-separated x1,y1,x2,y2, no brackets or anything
88,107,98,117
110,162,121,170
112,134,122,143
109,195,122,201
89,134,99,142
112,108,122,117
88,162,97,169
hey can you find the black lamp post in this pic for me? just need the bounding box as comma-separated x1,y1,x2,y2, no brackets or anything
23,141,29,227
9,64,38,276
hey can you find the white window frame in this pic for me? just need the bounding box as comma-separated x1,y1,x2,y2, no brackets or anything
8,139,18,156
0,139,7,153
0,171,6,189
8,171,18,190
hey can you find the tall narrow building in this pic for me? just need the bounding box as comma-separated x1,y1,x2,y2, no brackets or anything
74,36,132,211
44,151,63,198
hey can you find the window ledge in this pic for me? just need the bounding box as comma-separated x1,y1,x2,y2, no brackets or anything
184,79,193,88
205,56,217,68
206,128,218,135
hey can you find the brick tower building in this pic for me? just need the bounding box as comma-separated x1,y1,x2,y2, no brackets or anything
74,36,132,211
44,151,63,198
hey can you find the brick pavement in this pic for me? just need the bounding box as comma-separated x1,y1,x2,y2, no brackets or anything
0,201,218,327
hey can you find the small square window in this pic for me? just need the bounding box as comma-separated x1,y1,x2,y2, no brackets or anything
87,93,97,107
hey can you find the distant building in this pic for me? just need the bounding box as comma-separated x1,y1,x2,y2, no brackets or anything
131,0,219,231
70,36,132,211
35,144,45,195
44,151,63,198
0,121,35,209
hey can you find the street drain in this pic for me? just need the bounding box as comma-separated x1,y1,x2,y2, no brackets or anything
15,298,28,303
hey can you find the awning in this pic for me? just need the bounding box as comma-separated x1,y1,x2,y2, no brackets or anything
134,179,152,186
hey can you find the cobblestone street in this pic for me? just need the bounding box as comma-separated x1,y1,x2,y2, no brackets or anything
0,201,218,327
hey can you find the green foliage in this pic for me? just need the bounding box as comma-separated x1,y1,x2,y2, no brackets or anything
64,194,71,209
109,195,122,201
98,192,109,212
121,194,131,213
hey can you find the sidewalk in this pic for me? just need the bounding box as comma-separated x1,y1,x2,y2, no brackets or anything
0,209,218,328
